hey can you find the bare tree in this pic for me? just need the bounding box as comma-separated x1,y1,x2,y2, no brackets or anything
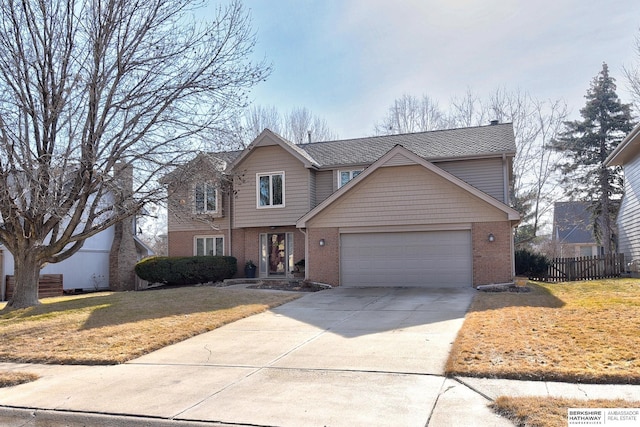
0,0,269,309
375,94,445,134
283,107,337,144
446,88,488,128
624,32,640,114
245,105,282,140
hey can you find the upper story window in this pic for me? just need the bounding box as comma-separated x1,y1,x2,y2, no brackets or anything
339,170,362,188
194,183,217,213
195,236,224,256
257,172,284,208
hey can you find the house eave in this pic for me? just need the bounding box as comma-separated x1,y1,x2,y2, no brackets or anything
605,122,640,166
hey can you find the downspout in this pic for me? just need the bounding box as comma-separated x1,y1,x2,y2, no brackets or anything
228,181,233,262
300,228,308,281
502,153,509,204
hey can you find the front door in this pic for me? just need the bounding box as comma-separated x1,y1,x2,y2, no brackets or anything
260,232,294,277
268,233,286,275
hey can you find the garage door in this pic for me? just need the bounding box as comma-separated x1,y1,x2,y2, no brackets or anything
340,230,472,287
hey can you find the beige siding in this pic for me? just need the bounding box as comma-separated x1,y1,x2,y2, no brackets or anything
233,145,311,227
167,183,229,233
309,170,317,208
315,170,334,206
437,158,505,202
618,151,640,261
307,165,508,228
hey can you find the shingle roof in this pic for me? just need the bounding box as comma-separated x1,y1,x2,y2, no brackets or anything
198,123,515,170
299,123,515,167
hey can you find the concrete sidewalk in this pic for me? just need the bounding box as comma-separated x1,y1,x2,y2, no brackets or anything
0,286,638,426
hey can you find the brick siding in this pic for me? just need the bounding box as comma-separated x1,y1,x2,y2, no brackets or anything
472,221,514,286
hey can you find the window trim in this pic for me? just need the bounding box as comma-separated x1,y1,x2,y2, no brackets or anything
337,169,363,188
256,171,285,209
193,235,225,256
193,182,219,214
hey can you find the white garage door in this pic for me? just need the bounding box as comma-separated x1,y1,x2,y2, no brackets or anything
340,230,472,287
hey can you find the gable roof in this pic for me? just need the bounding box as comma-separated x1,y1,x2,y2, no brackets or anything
296,144,520,228
605,122,640,166
165,123,517,181
160,151,241,184
231,128,320,169
553,201,597,244
299,123,515,167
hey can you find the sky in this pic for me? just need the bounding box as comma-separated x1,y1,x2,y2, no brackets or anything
203,0,640,139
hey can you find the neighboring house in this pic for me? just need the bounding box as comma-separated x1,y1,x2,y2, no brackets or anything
605,123,640,271
551,201,602,258
0,223,152,300
0,164,154,301
166,123,521,288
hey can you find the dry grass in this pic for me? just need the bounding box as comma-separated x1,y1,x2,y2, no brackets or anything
491,396,640,427
0,371,39,388
446,278,640,384
0,286,300,365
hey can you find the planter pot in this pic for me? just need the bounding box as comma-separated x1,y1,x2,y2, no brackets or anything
244,265,256,279
514,276,528,287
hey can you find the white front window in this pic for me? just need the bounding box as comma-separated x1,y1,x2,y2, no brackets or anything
194,183,218,213
257,172,285,208
194,236,224,256
338,170,362,188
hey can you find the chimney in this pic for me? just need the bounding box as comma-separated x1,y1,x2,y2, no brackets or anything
307,131,312,144
490,120,499,125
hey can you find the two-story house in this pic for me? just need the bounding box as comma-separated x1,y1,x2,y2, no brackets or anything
166,123,520,288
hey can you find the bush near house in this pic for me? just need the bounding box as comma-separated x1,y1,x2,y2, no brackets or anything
135,256,237,285
515,248,550,278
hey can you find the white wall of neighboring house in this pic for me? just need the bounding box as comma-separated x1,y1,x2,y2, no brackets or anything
1,226,114,299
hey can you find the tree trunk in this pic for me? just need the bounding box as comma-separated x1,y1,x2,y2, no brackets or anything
5,251,41,310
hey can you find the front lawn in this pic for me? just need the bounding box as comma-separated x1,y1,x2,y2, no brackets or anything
491,396,640,427
0,371,39,387
0,286,300,365
446,278,640,384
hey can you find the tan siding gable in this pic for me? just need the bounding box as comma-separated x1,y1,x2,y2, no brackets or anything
384,152,415,167
167,181,229,233
307,165,508,228
437,158,505,202
233,145,310,227
618,151,640,260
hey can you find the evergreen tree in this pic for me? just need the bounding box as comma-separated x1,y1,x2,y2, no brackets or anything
551,63,634,254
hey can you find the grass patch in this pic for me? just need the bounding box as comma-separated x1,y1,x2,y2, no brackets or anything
0,371,39,388
491,396,640,427
0,286,300,364
446,278,640,384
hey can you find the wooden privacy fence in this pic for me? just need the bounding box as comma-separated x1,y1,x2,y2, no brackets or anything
4,274,63,300
543,254,625,282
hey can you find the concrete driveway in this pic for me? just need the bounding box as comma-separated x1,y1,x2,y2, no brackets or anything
0,286,508,426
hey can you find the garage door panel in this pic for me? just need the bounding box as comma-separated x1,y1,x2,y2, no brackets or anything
340,231,471,288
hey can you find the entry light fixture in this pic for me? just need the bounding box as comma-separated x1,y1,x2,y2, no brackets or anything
319,238,326,247
488,233,495,242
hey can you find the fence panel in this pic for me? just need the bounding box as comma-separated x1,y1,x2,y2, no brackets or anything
543,254,625,282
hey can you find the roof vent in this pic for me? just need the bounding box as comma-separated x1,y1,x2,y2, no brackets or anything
489,120,499,125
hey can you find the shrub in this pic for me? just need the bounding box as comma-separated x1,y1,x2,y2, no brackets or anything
515,249,549,279
135,256,237,285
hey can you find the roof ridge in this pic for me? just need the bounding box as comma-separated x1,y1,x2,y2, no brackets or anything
300,122,514,147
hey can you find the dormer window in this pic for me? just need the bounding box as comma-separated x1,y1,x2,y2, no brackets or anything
339,170,362,188
194,183,218,213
